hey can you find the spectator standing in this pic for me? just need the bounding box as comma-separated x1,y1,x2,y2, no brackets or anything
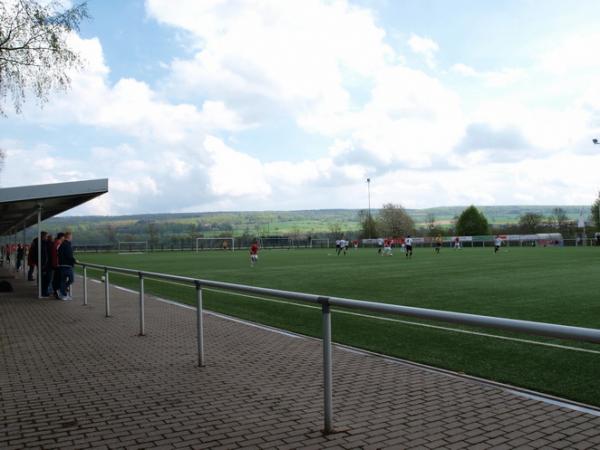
58,232,76,300
50,233,65,299
16,244,24,271
39,232,51,297
27,237,39,281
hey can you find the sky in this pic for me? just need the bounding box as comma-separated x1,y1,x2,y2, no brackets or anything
2,0,600,215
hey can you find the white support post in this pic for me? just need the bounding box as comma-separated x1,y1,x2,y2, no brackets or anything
139,273,145,336
196,281,205,367
104,268,110,317
321,298,334,434
83,266,88,306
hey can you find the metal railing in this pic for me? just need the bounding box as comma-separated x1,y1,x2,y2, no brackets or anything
78,262,600,434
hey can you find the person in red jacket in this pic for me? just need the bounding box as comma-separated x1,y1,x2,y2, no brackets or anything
50,233,65,299
249,241,259,267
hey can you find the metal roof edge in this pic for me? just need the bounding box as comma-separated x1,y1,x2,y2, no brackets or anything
0,179,109,203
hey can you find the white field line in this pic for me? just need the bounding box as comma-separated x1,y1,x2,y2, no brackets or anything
86,272,600,355
507,390,600,417
92,278,302,339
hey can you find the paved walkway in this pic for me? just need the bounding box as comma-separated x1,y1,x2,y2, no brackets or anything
2,277,600,449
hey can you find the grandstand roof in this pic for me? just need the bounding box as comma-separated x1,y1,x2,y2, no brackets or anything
0,179,108,236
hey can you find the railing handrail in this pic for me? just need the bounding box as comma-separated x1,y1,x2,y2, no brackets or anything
77,261,600,344
77,260,600,434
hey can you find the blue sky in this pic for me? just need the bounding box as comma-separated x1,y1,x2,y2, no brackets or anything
1,0,600,215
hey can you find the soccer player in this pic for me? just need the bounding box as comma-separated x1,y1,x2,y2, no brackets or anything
494,235,502,253
383,239,393,256
335,239,341,255
250,241,259,267
405,235,413,259
434,234,442,254
453,236,461,249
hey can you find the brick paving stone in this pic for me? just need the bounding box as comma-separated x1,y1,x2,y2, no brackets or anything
570,441,597,450
444,442,470,450
2,277,600,449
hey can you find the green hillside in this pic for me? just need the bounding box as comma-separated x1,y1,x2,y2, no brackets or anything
38,205,590,245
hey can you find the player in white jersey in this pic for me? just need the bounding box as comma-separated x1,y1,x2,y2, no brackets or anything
494,236,502,253
405,236,413,258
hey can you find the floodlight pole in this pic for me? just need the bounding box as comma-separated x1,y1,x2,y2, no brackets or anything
367,178,371,218
592,139,599,245
367,178,372,238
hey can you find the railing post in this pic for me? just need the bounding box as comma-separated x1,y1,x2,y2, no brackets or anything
104,268,110,318
195,281,205,367
83,266,88,306
139,273,145,336
320,297,334,434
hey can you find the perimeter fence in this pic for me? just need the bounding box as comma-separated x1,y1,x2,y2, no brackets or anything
77,261,600,434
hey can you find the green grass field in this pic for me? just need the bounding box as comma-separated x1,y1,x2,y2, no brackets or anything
77,246,600,406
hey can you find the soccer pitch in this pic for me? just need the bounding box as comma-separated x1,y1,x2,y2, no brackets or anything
78,246,600,406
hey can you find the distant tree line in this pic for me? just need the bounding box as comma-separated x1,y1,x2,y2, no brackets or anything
20,193,599,247
358,202,598,239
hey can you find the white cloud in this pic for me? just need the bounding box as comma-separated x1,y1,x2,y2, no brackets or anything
468,99,589,152
143,0,466,189
204,135,271,197
23,34,249,146
5,1,600,215
451,63,524,87
146,0,395,126
540,32,600,75
408,34,439,68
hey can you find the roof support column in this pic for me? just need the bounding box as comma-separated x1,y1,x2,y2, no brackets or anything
22,221,27,279
37,205,42,299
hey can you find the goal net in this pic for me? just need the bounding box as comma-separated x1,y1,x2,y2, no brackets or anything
196,237,235,252
258,237,293,249
117,241,148,254
310,238,330,248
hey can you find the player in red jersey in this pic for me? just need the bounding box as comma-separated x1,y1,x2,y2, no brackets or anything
249,241,259,267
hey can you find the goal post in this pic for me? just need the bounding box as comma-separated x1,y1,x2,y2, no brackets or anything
310,238,330,248
195,237,235,252
258,237,293,249
117,241,148,253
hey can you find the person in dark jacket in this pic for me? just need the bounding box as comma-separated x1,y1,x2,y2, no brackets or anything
58,232,76,300
50,233,65,299
40,232,52,297
27,237,38,281
16,244,24,271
